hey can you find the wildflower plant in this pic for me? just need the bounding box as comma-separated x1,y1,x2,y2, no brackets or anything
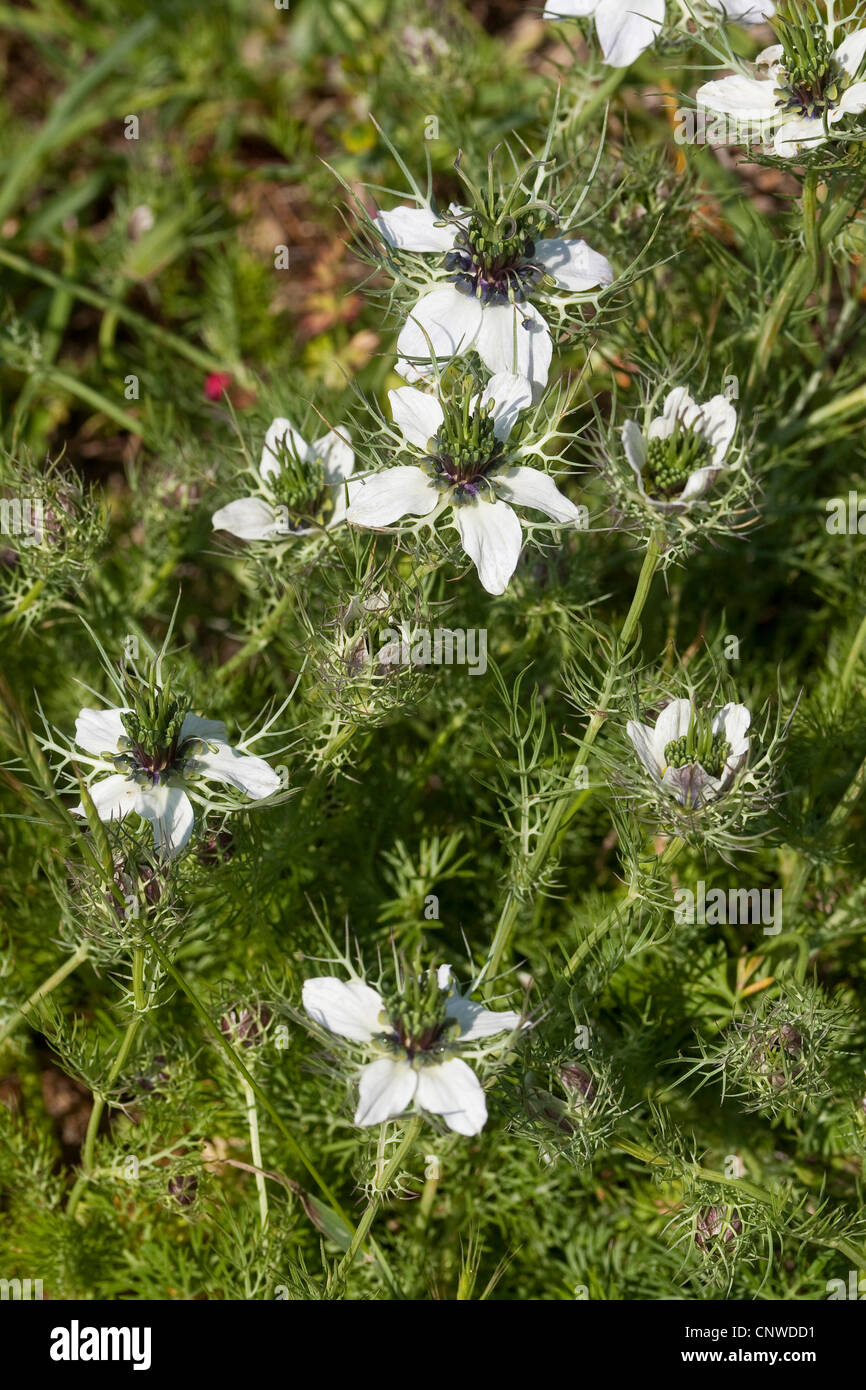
354,126,618,392
1,0,866,1318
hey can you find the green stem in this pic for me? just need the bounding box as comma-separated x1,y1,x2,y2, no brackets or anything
142,931,346,1221
66,944,148,1218
33,365,149,441
0,943,89,1045
241,1076,270,1233
215,590,295,685
802,170,820,288
616,1140,777,1206
562,836,685,979
564,66,626,137
746,257,811,398
333,1116,423,1285
746,180,853,399
475,534,663,987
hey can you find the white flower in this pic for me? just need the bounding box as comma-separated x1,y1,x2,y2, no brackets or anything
544,0,771,67
696,27,866,158
213,418,355,540
72,703,281,857
622,386,737,511
544,0,665,67
627,698,751,808
302,965,522,1135
374,202,612,395
345,372,584,595
703,0,774,23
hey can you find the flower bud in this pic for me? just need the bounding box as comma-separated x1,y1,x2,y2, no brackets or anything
219,1005,271,1047
695,1205,742,1254
168,1175,197,1206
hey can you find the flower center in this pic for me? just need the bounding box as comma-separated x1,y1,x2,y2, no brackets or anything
383,970,458,1061
664,712,731,779
269,439,332,527
443,204,552,306
423,386,508,501
115,680,198,785
644,422,711,499
773,6,849,118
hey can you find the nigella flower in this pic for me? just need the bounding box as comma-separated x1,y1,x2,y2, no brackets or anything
212,418,355,540
622,387,737,511
345,372,585,595
543,0,772,70
72,679,281,856
696,7,866,159
627,698,751,808
303,965,522,1135
373,192,612,394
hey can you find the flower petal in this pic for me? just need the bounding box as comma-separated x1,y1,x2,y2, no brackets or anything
662,763,714,809
595,0,664,67
704,0,774,19
354,1057,418,1127
627,719,663,779
74,772,139,822
835,28,866,81
414,1057,487,1135
135,784,195,857
774,115,826,158
394,357,432,385
74,706,128,755
838,80,866,116
544,0,598,15
654,699,693,762
346,466,439,527
445,995,522,1041
302,977,386,1042
373,205,455,253
650,386,698,440
696,75,777,120
180,715,229,743
396,286,483,366
622,418,647,478
453,496,524,595
311,429,355,484
328,479,352,528
475,301,552,392
186,742,281,799
493,466,584,524
260,418,307,481
533,236,613,292
678,465,720,503
756,44,783,68
388,386,445,450
695,394,737,465
212,497,282,541
480,372,533,440
715,702,751,757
